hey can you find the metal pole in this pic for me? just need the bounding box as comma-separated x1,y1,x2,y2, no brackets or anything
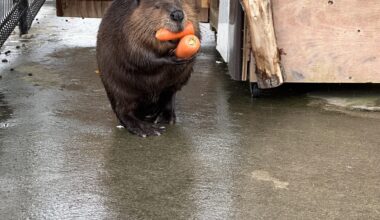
18,0,29,35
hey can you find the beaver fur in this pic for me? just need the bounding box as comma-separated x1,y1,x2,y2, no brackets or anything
97,0,201,137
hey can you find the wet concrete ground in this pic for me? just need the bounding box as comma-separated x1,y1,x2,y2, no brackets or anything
1,2,380,219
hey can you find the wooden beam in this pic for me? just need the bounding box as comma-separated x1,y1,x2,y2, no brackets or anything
240,0,283,88
56,0,64,16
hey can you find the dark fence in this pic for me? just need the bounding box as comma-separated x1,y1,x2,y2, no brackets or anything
0,0,46,48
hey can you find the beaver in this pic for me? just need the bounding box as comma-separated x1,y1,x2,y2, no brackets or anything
97,0,201,137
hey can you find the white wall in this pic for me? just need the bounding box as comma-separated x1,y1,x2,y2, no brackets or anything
216,0,230,62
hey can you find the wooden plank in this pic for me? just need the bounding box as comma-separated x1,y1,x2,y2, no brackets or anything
241,15,250,81
57,0,208,21
271,0,380,83
209,0,219,31
199,8,209,22
201,0,209,8
195,0,209,22
241,0,284,88
57,0,112,18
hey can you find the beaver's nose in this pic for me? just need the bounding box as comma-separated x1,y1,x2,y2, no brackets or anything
170,10,184,22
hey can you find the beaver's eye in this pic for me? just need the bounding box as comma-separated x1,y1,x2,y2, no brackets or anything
154,3,160,9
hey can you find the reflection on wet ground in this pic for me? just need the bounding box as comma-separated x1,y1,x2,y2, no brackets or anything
0,2,380,219
0,93,12,129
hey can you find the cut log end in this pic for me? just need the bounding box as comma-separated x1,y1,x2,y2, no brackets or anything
256,67,284,88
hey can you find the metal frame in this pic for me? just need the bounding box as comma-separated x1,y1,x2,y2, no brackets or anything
0,0,46,48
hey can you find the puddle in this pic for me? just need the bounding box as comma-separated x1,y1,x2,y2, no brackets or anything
308,89,380,118
252,170,289,190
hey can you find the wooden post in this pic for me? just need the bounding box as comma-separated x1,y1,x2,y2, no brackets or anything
240,0,283,89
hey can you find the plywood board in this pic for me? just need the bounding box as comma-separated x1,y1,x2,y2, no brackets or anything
271,0,380,83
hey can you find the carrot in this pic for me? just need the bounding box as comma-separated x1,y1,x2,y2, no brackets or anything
175,35,201,58
155,22,195,41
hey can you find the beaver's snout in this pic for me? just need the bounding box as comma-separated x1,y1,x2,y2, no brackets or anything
166,19,185,33
170,10,184,22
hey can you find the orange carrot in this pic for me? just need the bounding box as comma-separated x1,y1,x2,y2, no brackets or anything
175,35,201,58
156,22,195,41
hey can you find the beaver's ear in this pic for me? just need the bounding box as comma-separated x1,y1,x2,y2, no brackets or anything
135,0,140,5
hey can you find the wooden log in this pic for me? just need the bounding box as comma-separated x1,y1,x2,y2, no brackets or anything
240,0,284,88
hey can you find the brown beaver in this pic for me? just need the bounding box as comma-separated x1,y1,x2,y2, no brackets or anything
97,0,201,137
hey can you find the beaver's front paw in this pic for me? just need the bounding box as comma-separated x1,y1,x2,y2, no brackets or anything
127,123,166,138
